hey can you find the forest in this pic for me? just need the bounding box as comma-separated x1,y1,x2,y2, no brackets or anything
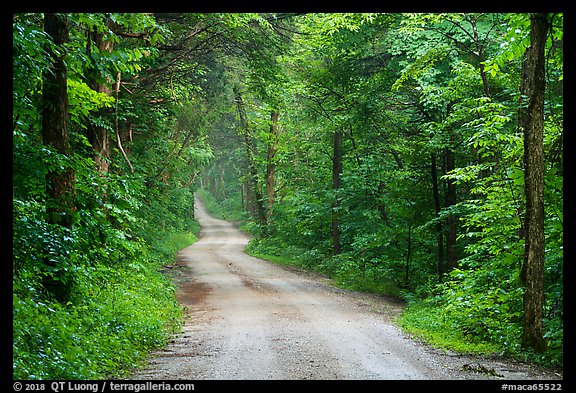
13,13,563,379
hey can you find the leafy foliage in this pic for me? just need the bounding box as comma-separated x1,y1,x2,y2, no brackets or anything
13,13,205,379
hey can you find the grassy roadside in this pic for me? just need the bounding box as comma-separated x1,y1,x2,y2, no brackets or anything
398,300,503,355
13,224,201,380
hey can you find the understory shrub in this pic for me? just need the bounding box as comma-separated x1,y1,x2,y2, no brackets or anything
13,172,197,379
13,259,183,379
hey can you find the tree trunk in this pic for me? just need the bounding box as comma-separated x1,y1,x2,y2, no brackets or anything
266,111,279,220
41,13,75,302
469,16,491,98
86,18,114,174
42,14,74,223
445,147,458,271
405,224,412,287
242,181,251,214
431,153,445,281
233,86,267,225
332,129,343,255
220,161,227,200
208,173,216,197
520,13,549,353
376,181,390,224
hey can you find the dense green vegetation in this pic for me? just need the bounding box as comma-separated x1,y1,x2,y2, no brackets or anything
13,13,205,379
13,12,562,379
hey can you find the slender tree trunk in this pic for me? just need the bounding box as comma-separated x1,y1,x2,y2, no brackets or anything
114,71,134,173
220,161,227,200
376,181,390,224
208,173,216,197
242,181,252,214
469,17,491,98
445,146,458,271
240,181,245,211
86,18,114,174
266,111,279,220
332,129,343,255
41,13,75,302
520,13,549,353
431,153,445,281
405,224,412,286
233,86,267,225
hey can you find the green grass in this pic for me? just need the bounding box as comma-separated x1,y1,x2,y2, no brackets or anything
248,251,299,266
399,301,502,355
151,230,199,261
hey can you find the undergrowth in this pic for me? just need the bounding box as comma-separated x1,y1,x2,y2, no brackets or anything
13,183,200,379
399,291,564,368
13,261,183,379
13,222,199,379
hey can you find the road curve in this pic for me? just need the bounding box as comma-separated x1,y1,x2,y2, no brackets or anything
132,196,560,381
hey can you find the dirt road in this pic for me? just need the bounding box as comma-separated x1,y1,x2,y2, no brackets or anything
133,197,561,380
